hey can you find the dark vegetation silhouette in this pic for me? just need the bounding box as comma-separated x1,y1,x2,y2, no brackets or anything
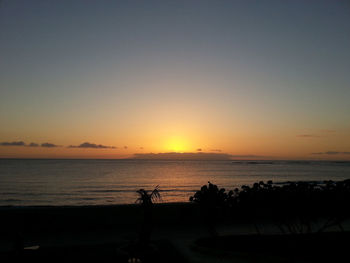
136,185,161,246
189,181,227,236
190,180,350,234
190,180,350,262
124,186,162,263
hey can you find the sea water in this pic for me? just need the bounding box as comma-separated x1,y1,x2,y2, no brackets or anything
0,159,349,206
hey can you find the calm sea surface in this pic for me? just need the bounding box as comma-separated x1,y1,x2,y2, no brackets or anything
0,159,350,206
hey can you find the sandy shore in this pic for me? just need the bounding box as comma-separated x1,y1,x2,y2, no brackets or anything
0,203,204,251
0,203,201,234
1,203,349,262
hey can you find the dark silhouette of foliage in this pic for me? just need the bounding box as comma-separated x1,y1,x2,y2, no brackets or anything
190,180,350,234
189,181,227,207
189,181,228,235
135,185,161,246
136,186,161,207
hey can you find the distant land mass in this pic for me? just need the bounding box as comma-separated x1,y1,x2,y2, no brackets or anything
133,152,245,160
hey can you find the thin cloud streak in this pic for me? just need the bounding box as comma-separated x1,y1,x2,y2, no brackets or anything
0,141,26,146
312,151,350,155
132,152,263,160
68,142,116,149
230,154,263,158
133,152,232,160
321,129,336,133
297,134,320,138
41,143,59,148
0,141,60,147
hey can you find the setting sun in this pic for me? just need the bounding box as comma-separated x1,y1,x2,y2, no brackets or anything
165,136,190,153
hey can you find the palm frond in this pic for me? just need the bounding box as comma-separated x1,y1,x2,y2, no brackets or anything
150,185,161,202
135,185,161,204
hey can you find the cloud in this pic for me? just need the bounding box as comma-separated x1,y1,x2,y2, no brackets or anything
297,134,320,138
197,148,202,152
41,142,59,148
297,130,336,138
230,154,263,158
210,149,222,152
124,146,128,149
0,141,60,148
133,152,232,160
132,152,263,160
68,142,116,149
321,129,336,133
312,151,350,155
0,141,26,146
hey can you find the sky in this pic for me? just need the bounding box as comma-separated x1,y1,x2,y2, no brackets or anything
0,0,349,159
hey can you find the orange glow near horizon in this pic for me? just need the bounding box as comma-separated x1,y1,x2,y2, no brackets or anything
0,128,350,160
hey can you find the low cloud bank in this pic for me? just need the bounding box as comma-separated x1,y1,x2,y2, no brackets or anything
0,141,60,148
0,141,25,146
68,142,116,149
132,152,258,160
41,143,59,148
312,151,350,155
230,154,262,158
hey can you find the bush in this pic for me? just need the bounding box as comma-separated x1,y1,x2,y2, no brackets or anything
190,180,350,234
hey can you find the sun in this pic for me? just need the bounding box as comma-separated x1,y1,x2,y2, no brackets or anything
165,136,189,152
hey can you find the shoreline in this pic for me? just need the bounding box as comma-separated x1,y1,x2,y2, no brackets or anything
1,200,349,262
0,201,190,210
0,202,201,235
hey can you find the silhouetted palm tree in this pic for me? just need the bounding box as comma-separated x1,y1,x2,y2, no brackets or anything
136,185,161,246
136,185,161,207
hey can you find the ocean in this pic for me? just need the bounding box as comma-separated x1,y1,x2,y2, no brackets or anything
0,159,349,206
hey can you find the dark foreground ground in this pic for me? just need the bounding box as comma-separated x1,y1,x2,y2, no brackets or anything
0,203,349,263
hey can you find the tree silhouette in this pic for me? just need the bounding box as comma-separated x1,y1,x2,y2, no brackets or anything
190,180,350,235
190,181,227,236
136,185,161,246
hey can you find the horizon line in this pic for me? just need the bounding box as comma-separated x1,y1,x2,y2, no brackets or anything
0,157,349,162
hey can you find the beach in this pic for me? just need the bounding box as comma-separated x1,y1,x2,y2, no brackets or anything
1,202,349,262
0,203,226,262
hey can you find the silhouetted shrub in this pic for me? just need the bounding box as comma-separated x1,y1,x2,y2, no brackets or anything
189,181,227,207
190,180,350,234
189,182,228,235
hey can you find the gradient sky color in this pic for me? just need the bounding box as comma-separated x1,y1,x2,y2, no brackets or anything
1,0,349,159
